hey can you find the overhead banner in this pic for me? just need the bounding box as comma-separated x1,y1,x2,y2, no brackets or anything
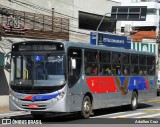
90,32,131,49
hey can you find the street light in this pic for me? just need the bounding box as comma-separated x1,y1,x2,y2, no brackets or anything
96,12,111,31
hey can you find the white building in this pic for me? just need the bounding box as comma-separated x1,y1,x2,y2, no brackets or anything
0,0,121,43
0,0,121,107
117,0,160,34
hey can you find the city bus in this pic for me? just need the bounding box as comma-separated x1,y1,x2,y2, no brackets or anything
7,39,157,119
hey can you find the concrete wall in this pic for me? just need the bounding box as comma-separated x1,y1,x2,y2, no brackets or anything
71,0,121,42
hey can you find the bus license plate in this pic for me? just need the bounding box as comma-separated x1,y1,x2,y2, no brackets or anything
29,104,38,108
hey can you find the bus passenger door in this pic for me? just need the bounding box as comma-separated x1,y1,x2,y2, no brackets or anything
68,48,82,111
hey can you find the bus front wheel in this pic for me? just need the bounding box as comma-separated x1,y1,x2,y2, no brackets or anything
130,91,138,110
81,96,92,119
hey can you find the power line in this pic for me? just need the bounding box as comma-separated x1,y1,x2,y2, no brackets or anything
0,4,91,36
11,0,102,29
9,0,116,31
3,0,117,35
13,0,79,21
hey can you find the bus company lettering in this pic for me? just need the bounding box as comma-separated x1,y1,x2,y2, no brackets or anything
103,38,124,44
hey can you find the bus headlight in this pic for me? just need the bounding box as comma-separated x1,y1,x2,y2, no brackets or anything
49,92,65,103
56,91,65,100
10,94,19,102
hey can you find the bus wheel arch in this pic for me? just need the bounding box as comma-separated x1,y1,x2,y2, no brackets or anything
84,92,93,104
130,90,138,110
81,92,93,119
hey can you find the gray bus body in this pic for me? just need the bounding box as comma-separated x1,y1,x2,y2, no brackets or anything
9,40,157,117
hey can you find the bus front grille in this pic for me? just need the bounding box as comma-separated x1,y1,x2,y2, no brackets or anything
10,85,65,94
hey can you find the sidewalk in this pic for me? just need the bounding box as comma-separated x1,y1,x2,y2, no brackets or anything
0,106,10,114
0,106,30,118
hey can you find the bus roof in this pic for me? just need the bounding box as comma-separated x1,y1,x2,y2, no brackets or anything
63,41,155,56
13,39,156,56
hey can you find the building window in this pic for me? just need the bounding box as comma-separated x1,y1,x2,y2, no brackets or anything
147,8,157,15
79,11,116,32
121,27,124,33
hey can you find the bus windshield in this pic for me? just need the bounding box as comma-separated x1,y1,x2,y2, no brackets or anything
10,54,66,86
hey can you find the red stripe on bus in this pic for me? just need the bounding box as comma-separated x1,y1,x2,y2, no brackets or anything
24,96,33,101
144,77,150,90
86,77,118,93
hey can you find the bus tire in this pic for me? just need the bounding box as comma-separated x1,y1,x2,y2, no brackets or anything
81,96,92,119
31,111,45,119
130,91,138,110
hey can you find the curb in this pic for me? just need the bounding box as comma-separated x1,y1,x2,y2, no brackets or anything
0,111,29,118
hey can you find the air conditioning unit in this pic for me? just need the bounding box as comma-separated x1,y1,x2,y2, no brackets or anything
124,24,132,35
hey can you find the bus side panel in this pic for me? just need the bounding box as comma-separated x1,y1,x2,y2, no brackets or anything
68,77,86,112
86,76,132,109
85,76,156,110
139,76,157,102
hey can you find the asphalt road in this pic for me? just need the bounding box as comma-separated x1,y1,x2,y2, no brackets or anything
0,97,160,126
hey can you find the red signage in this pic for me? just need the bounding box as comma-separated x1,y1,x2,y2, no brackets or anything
29,104,38,108
3,15,27,33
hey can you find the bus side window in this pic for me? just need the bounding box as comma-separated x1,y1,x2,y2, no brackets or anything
147,57,155,75
85,50,99,76
131,65,139,75
112,65,121,75
123,66,130,75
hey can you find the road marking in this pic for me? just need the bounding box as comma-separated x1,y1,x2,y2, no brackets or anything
146,110,155,113
145,100,160,103
138,108,160,111
136,113,160,118
110,112,146,118
91,111,126,118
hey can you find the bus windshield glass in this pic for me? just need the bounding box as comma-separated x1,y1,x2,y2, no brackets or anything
10,54,65,86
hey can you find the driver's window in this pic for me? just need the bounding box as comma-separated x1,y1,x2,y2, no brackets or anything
68,48,82,87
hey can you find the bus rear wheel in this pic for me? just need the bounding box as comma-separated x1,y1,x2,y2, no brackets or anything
81,96,92,119
130,91,138,110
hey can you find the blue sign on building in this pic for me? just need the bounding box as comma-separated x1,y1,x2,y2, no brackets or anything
90,32,131,49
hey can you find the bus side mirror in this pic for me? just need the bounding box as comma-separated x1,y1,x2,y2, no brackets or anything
71,58,76,69
4,52,11,72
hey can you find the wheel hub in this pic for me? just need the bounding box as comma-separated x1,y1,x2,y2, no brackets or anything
84,101,90,113
132,97,137,107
